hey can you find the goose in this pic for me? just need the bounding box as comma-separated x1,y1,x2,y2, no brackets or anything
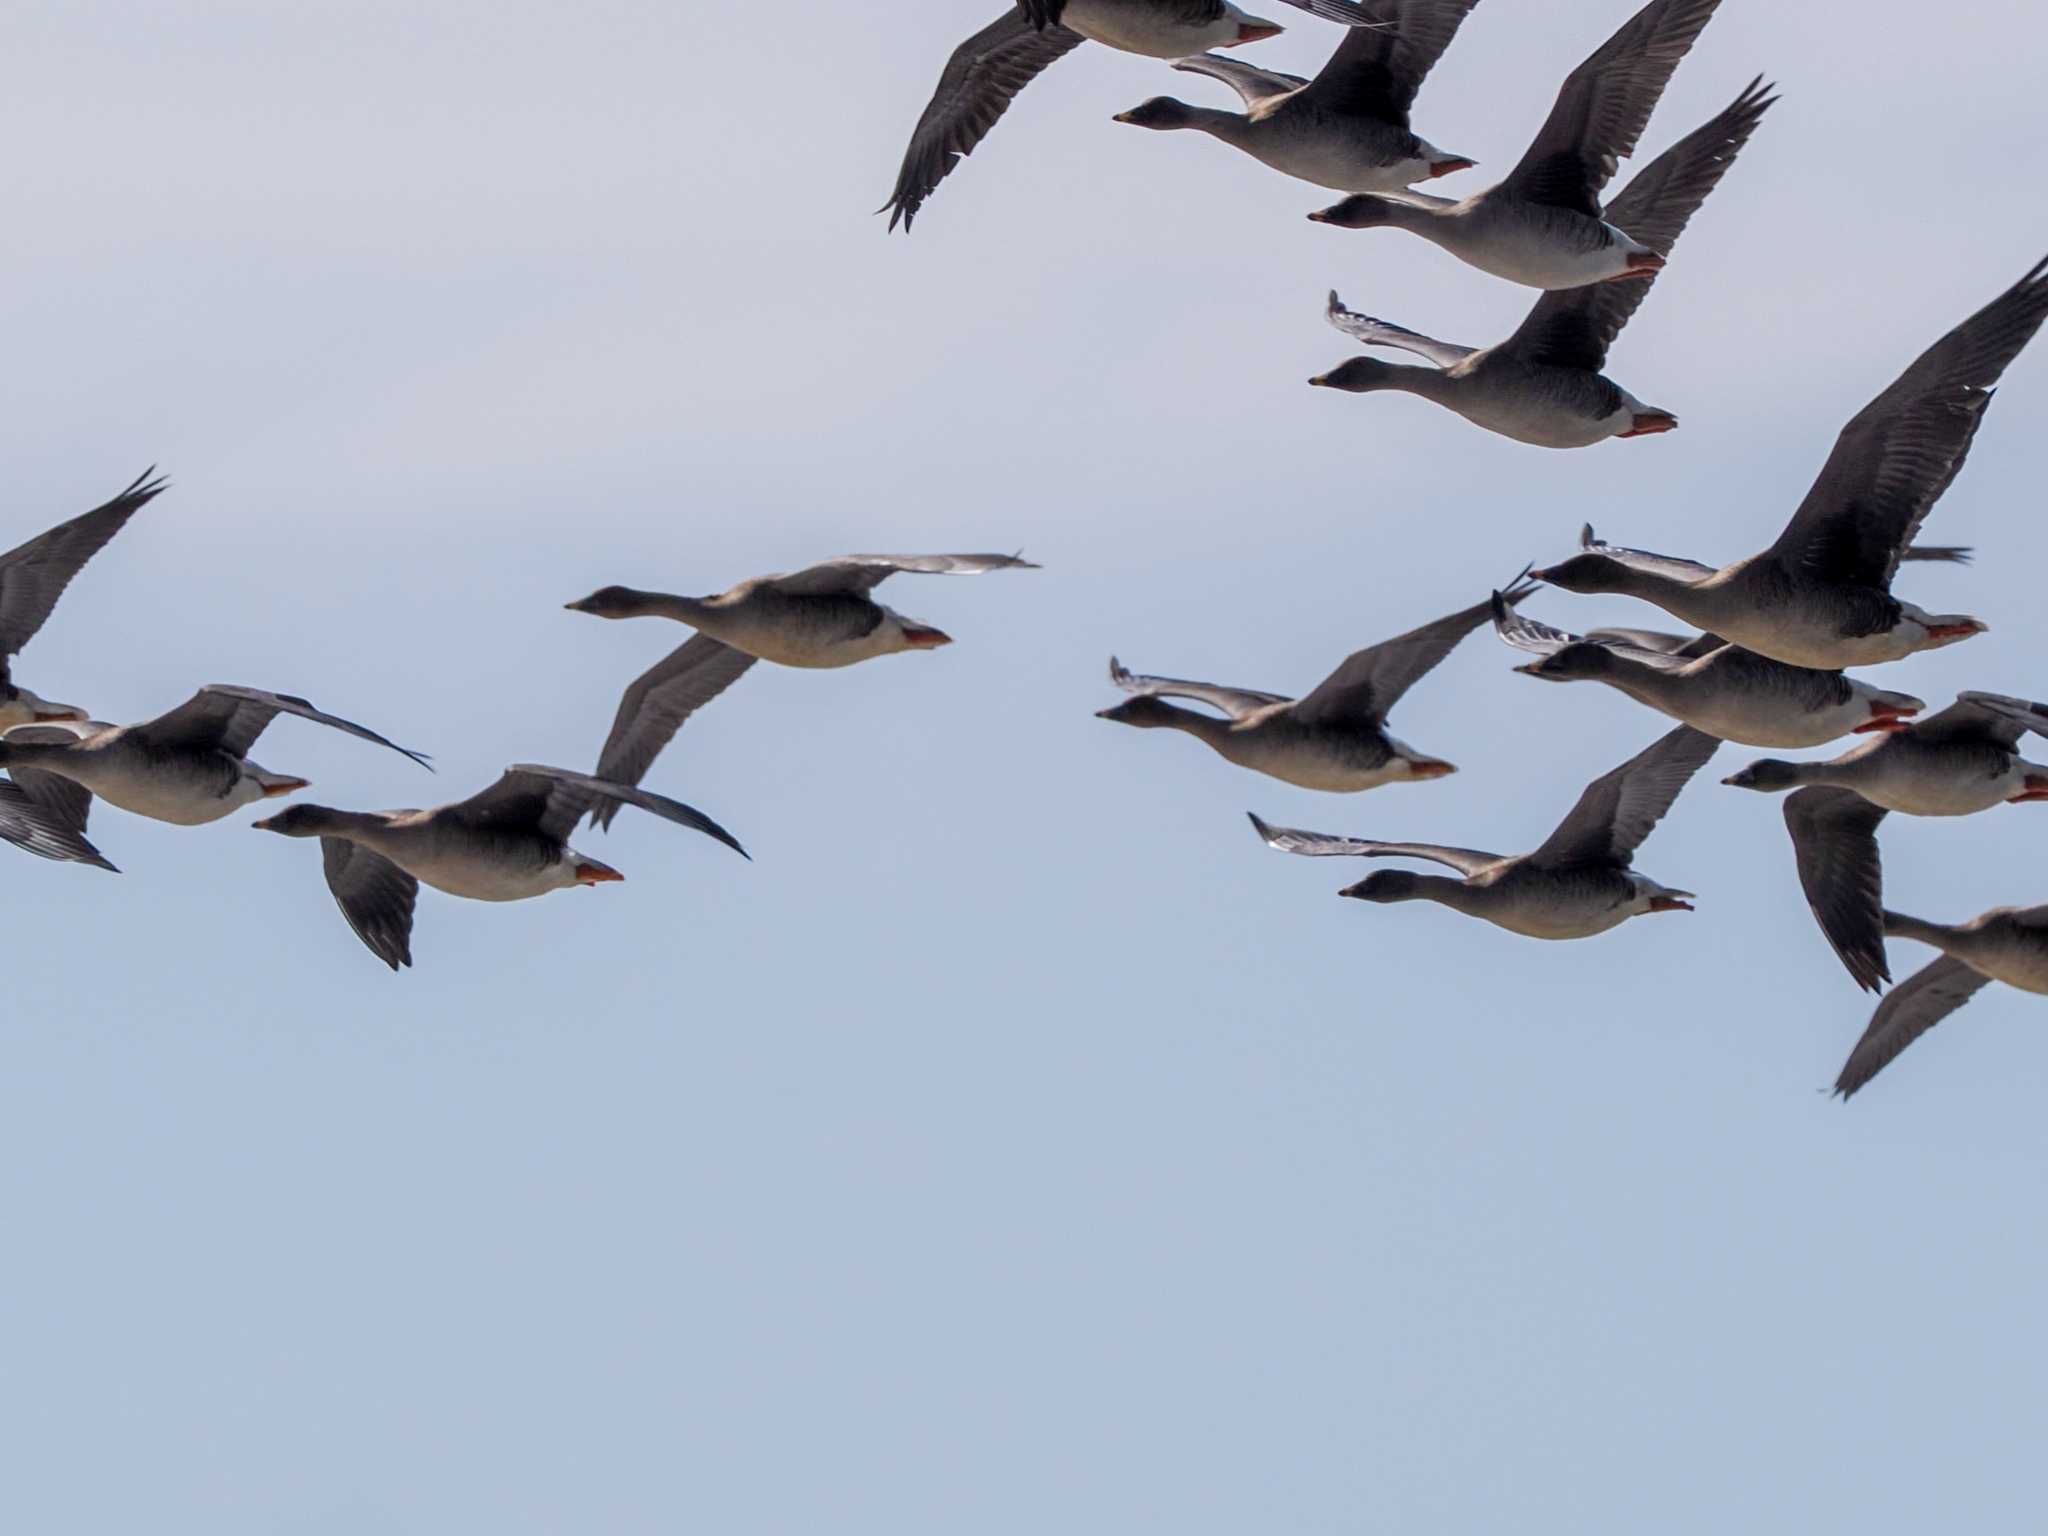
1097,584,1530,791
884,0,1379,230
1305,0,1724,289
1492,591,1928,749
1831,905,2048,1099
1308,79,1771,446
567,552,1036,824
0,772,118,872
0,686,429,851
1529,259,2048,668
1248,722,1715,939
1743,697,2048,992
253,765,747,971
1110,0,1480,194
0,468,165,731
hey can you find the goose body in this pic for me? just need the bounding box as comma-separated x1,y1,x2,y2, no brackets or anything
1098,588,1524,792
1250,723,1717,940
1314,191,1659,289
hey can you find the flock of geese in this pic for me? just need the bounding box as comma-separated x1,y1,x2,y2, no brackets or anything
10,0,2042,1100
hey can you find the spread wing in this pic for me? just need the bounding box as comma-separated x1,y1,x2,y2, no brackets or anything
1107,657,1288,719
1528,723,1718,868
1491,591,1692,670
1946,691,2048,748
1171,54,1310,111
1766,258,2048,589
1500,79,1772,372
1247,812,1503,876
1294,0,1482,123
1325,290,1477,367
0,468,165,663
1498,0,1725,217
129,685,431,769
320,838,418,971
1834,955,1991,1100
0,772,115,871
1295,582,1535,726
767,552,1039,597
884,12,1084,233
1783,786,1890,993
590,637,759,830
456,765,749,859
1578,523,1716,583
1582,627,1724,659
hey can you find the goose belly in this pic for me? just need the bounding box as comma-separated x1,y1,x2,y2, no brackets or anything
1855,769,2016,818
1668,695,1859,750
1447,392,1627,449
1968,951,2048,996
1481,895,1633,941
1706,615,1907,672
1210,722,1404,792
1060,0,1243,55
1441,214,1638,291
74,760,259,826
398,848,575,903
1239,127,1427,194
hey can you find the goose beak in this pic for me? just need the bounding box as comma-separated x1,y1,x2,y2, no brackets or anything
1305,208,1332,224
1307,374,1330,387
252,816,277,831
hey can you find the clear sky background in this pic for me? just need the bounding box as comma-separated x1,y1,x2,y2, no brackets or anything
4,1,2046,1530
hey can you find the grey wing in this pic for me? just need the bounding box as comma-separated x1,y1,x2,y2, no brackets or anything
1584,626,1724,659
768,551,1040,597
1529,722,1718,868
1171,54,1310,110
503,765,749,859
1295,583,1534,726
1783,787,1891,993
1768,258,2048,588
590,637,759,830
1272,0,1394,23
1247,812,1503,875
1325,291,1477,367
1108,657,1289,719
884,13,1084,232
0,468,166,662
1577,523,1716,584
1501,79,1772,372
1902,695,2036,750
1498,0,1725,217
133,685,431,769
0,773,115,871
1901,544,1971,565
1015,0,1065,25
1834,955,1991,1100
320,837,418,971
1296,0,1483,122
1953,692,2048,747
1493,590,1692,670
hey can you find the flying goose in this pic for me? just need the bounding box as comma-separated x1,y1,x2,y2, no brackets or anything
1833,905,2048,1100
0,469,165,731
1306,0,1724,288
1308,79,1772,446
0,686,429,847
1097,584,1531,790
568,552,1037,825
253,765,748,971
1110,0,1480,194
884,0,1379,230
1492,593,1927,749
1249,722,1716,938
1528,259,2048,668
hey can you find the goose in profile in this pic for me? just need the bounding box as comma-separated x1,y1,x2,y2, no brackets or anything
0,686,429,854
0,469,165,731
567,552,1036,824
1110,0,1480,194
1530,258,2048,667
1098,584,1530,790
1306,0,1725,288
1249,722,1716,938
884,0,1379,230
1309,79,1771,446
1833,905,2048,1100
1745,696,2048,992
1492,592,1928,749
253,765,747,971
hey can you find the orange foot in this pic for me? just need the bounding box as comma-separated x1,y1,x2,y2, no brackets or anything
1620,412,1678,438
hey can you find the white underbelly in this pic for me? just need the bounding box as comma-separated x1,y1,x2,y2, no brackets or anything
1859,775,2014,818
84,768,255,826
398,851,573,903
1246,136,1426,195
1677,698,1858,750
1450,230,1637,291
1452,394,1623,449
1971,954,2048,996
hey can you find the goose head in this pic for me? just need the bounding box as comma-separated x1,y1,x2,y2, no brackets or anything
1308,195,1397,229
1527,553,1632,594
1308,357,1403,393
1096,696,1177,727
1339,870,1425,904
565,585,665,619
1113,97,1200,131
1721,759,1806,793
251,802,343,836
1514,642,1620,683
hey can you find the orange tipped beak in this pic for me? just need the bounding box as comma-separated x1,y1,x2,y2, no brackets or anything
575,862,626,885
1649,897,1694,913
1230,21,1284,44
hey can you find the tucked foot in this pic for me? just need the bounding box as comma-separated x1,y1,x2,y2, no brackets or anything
1427,157,1476,178
1405,759,1457,780
902,624,953,650
1648,896,1695,913
574,861,625,885
260,776,312,798
1228,21,1284,44
1620,412,1678,438
1925,620,1987,642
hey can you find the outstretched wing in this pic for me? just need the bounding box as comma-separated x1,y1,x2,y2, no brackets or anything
884,12,1084,233
590,637,759,830
1107,657,1289,720
457,765,749,859
1498,0,1725,217
1295,583,1535,726
1835,955,1991,1100
0,468,166,663
1326,291,1477,368
1171,53,1310,111
1578,523,1716,584
1783,786,1891,993
1491,591,1692,670
1501,78,1773,372
1247,812,1503,876
0,773,115,871
768,552,1039,597
320,838,419,971
1294,0,1482,123
130,684,431,769
1766,258,2048,589
1528,723,1718,868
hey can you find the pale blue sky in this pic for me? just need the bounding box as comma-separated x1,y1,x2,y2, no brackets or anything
3,1,2046,1530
